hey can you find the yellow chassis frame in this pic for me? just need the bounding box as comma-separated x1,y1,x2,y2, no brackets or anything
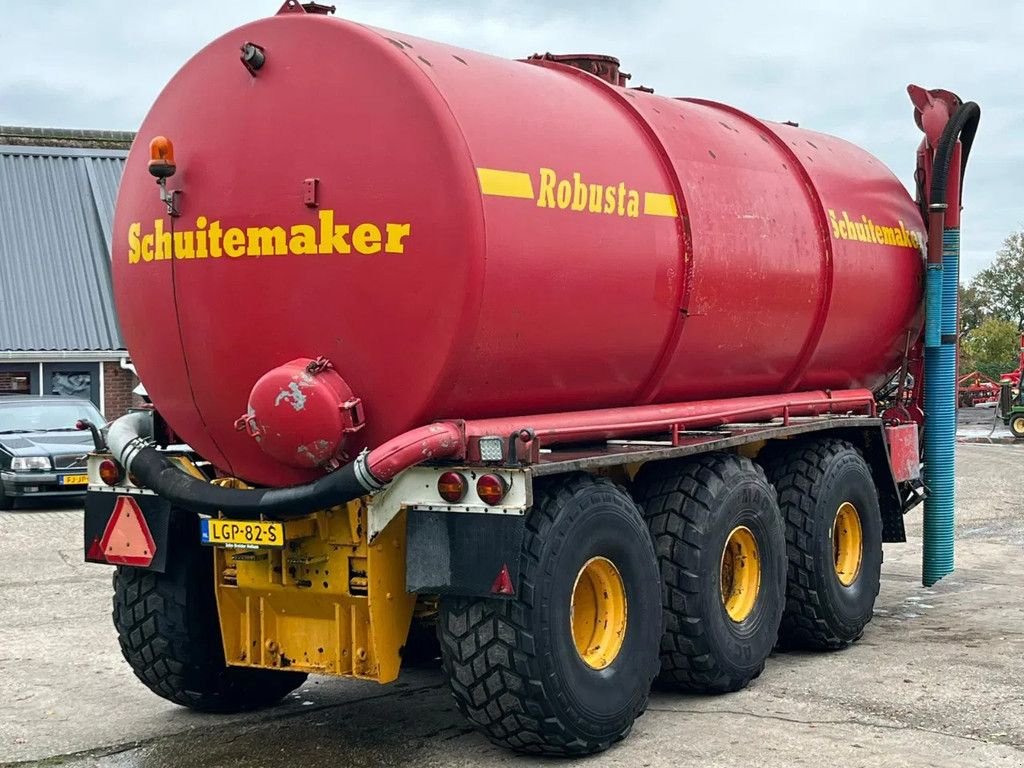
211,496,415,684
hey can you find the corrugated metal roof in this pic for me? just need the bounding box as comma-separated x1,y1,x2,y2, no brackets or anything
0,144,127,352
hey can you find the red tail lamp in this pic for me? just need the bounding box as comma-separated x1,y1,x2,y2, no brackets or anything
99,459,122,486
437,471,468,503
476,474,507,506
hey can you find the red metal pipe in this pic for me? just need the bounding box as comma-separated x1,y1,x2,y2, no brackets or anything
363,388,876,483
366,422,465,482
462,389,875,445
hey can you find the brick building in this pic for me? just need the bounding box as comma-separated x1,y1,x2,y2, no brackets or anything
0,126,142,420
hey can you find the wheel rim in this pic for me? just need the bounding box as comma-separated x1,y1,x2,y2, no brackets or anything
720,526,761,623
1012,416,1024,435
570,556,627,669
833,501,863,586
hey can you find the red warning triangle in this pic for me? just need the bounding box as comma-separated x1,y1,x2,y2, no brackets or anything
98,496,157,567
490,563,515,595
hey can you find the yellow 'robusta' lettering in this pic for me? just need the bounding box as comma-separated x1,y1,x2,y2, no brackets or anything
536,168,642,218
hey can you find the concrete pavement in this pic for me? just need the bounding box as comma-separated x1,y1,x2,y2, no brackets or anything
1,443,1022,767
958,404,1017,443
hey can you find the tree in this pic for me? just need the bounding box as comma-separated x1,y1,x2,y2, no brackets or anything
961,318,1021,380
959,282,985,334
972,231,1024,331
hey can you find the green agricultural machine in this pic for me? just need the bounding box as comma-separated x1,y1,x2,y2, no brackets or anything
1000,383,1024,438
998,335,1024,438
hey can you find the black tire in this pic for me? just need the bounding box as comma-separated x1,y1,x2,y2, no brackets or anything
112,509,307,712
764,439,883,650
438,474,661,756
635,453,787,693
1009,414,1024,439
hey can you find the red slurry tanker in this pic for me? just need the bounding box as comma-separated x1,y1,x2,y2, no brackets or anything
83,1,979,755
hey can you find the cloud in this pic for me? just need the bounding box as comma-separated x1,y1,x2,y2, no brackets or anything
5,0,1020,277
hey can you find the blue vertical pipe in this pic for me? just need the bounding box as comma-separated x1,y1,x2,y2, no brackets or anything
922,227,959,585
917,98,978,586
924,266,943,348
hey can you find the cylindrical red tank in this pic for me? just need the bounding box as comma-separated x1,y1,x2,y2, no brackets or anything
113,9,925,486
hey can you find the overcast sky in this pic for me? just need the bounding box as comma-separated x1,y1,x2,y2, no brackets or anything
4,1,1019,279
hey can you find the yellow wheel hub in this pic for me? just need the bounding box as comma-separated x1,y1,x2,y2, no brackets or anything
1011,416,1024,434
833,501,863,586
570,557,627,670
720,526,761,623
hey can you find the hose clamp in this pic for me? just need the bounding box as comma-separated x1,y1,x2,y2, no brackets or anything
121,435,155,471
352,449,386,492
928,202,948,211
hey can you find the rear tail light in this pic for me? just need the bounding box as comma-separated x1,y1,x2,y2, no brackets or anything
476,474,507,506
99,459,122,486
437,471,468,503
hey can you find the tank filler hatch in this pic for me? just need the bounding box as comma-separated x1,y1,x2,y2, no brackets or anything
525,53,631,86
277,0,336,14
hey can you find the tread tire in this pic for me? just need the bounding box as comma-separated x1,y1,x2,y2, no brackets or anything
1009,414,1024,439
764,439,883,651
635,453,787,693
437,474,662,756
112,509,307,712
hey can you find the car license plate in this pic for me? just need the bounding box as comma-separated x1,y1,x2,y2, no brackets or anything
200,518,284,549
60,474,88,486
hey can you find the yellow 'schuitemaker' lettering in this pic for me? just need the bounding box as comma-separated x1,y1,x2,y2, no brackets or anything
827,209,923,251
125,210,412,265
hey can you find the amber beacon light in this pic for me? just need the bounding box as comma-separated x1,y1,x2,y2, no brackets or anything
148,136,176,179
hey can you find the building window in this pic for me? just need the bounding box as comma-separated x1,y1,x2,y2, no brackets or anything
50,371,93,398
41,363,100,407
0,370,32,394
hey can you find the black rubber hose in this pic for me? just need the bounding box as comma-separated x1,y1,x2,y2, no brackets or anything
929,101,981,208
129,446,372,519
